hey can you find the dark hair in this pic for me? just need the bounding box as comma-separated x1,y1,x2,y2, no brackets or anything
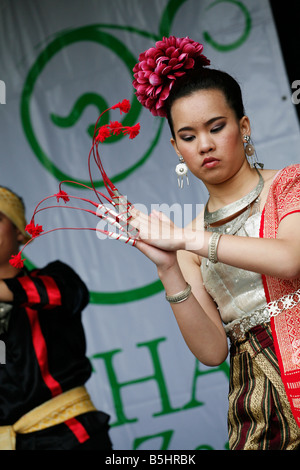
165,67,245,138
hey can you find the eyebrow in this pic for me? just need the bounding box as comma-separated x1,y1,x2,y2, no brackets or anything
177,116,226,133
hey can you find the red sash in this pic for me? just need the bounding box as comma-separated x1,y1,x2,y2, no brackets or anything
260,164,300,427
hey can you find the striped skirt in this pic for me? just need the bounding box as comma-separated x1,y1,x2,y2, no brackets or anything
228,324,300,450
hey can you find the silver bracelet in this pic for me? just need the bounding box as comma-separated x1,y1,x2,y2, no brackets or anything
165,283,192,304
208,232,222,264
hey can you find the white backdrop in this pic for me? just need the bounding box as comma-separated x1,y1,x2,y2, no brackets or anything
1,0,299,450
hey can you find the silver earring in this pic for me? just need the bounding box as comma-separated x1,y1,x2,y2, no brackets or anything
175,156,189,189
244,135,264,169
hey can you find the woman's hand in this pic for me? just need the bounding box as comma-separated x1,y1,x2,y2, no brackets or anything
129,207,182,270
130,206,205,255
134,238,178,271
130,207,185,251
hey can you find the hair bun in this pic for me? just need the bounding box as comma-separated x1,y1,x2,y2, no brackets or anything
133,36,210,117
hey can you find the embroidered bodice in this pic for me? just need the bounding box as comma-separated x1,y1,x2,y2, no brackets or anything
201,212,267,324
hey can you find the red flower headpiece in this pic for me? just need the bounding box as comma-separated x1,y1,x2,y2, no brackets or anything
9,99,140,269
132,36,210,117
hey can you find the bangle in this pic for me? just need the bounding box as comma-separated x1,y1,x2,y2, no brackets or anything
165,283,192,304
208,232,222,264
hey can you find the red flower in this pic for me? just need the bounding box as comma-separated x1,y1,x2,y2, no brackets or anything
25,220,44,238
56,189,70,203
132,36,210,117
9,252,25,268
112,99,131,114
96,125,111,142
123,123,140,139
108,121,123,135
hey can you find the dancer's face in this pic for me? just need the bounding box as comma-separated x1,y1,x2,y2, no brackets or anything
170,88,250,185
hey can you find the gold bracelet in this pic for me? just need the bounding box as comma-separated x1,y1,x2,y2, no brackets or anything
208,232,222,264
165,283,192,304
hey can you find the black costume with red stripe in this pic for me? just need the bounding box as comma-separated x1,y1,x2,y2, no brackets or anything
0,261,112,450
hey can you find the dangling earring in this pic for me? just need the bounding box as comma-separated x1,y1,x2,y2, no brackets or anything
243,135,264,169
175,156,189,188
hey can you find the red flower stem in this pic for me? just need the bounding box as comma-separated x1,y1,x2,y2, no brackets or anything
20,226,136,256
58,181,113,205
33,205,99,218
31,204,128,232
30,194,61,221
87,104,116,203
32,193,117,219
31,199,131,235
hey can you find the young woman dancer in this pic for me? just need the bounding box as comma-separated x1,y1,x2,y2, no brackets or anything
131,36,300,450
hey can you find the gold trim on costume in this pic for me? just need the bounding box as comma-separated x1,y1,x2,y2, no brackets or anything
0,386,96,450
